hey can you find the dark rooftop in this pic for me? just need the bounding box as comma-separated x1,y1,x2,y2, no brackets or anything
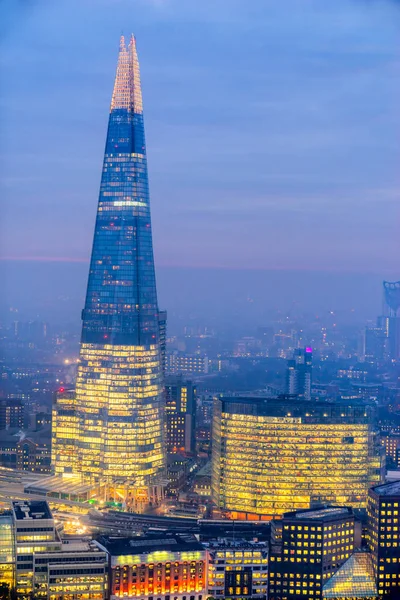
13,500,53,521
218,395,374,421
371,481,400,497
283,506,354,521
98,532,204,556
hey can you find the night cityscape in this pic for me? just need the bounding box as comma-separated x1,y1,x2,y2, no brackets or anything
1,1,400,599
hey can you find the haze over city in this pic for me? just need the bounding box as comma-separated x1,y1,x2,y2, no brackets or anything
2,0,400,327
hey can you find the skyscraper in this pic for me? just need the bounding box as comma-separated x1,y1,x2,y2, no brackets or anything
165,376,196,454
52,36,165,500
286,347,312,400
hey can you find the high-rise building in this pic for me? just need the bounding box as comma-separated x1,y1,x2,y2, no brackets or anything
367,481,400,597
165,376,196,454
268,506,358,600
52,36,165,502
286,347,312,400
211,396,383,520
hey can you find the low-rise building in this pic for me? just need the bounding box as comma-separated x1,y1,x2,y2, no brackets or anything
98,532,207,600
0,500,108,600
206,540,268,599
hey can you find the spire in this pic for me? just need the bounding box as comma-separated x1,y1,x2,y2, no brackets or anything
129,34,143,114
110,34,143,114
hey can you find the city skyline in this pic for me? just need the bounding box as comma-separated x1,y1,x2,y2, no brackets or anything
2,0,400,280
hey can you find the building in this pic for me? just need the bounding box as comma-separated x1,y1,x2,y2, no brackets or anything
268,506,359,600
0,398,24,430
0,500,108,600
363,326,386,363
51,35,165,507
0,511,14,592
193,462,212,498
206,540,268,599
286,347,312,400
168,353,209,375
159,310,167,376
211,396,383,520
165,376,196,454
367,481,400,597
0,427,51,473
381,433,400,469
98,532,207,600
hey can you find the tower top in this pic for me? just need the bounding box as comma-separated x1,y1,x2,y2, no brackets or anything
110,34,143,114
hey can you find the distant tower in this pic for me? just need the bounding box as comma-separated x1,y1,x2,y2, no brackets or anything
379,281,400,360
383,281,400,317
286,347,312,400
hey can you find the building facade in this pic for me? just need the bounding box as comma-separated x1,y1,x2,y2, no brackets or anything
99,533,207,600
165,377,196,454
367,481,400,597
268,507,358,599
0,399,24,430
212,396,383,519
286,347,312,400
6,500,108,600
52,35,165,499
168,353,209,376
206,540,268,599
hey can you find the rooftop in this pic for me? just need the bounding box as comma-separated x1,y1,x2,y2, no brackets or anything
371,480,400,496
99,533,203,556
13,500,53,521
283,506,353,521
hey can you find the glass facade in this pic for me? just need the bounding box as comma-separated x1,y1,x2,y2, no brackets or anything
0,514,14,591
322,552,377,599
52,35,165,487
212,397,383,519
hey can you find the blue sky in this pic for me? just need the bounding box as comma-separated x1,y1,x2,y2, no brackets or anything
1,0,400,274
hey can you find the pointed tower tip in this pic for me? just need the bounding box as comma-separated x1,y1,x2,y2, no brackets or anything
110,33,143,114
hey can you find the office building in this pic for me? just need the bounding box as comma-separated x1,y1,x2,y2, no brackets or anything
367,481,400,597
206,540,268,599
0,398,24,430
381,433,400,469
286,347,312,400
268,506,358,599
52,35,165,505
165,376,196,454
168,353,209,375
363,326,386,363
98,532,207,600
0,500,108,600
212,396,383,519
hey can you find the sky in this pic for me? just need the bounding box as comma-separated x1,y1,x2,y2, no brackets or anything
1,0,400,320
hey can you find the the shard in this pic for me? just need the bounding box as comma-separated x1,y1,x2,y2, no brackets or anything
52,36,165,497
